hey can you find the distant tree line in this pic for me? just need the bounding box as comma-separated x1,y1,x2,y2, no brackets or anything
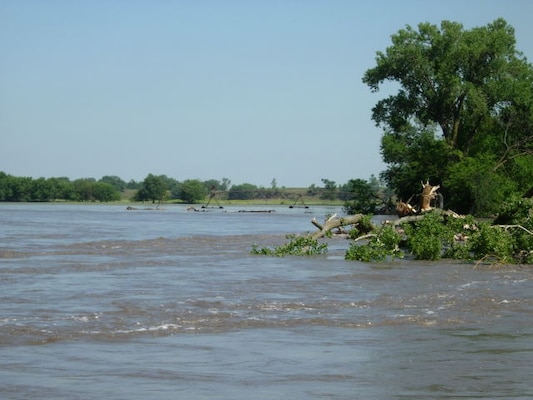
0,172,121,202
131,174,389,207
0,171,389,210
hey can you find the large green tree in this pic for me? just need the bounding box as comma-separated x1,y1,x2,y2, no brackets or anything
179,179,207,203
363,18,533,214
135,174,168,204
340,178,380,214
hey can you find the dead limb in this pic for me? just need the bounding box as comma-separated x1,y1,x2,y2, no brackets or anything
310,214,369,240
387,209,464,227
353,233,378,242
495,224,533,235
309,209,467,242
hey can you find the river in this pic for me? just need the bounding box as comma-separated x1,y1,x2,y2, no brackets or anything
1,203,532,399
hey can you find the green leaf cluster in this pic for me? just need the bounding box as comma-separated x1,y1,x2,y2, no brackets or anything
492,196,533,263
345,226,404,262
341,178,379,214
134,174,168,203
469,223,515,264
403,212,471,260
251,234,328,257
179,179,208,204
228,183,258,200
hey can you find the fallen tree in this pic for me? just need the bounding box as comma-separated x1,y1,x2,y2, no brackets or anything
251,197,533,265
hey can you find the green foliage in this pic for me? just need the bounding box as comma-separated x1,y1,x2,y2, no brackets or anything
347,214,375,239
469,222,515,264
126,179,142,190
28,177,57,201
397,205,532,263
251,199,531,264
92,182,121,201
380,128,456,205
493,196,533,263
403,212,447,260
345,225,403,262
134,174,168,203
445,155,516,215
169,181,183,200
364,18,533,215
307,184,320,196
72,178,96,201
494,196,533,225
203,179,224,192
401,212,478,260
228,183,258,200
0,172,121,202
179,179,207,203
408,231,443,260
320,179,338,201
340,178,380,214
99,175,127,192
251,234,328,257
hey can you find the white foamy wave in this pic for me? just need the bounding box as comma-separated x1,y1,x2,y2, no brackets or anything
116,323,182,334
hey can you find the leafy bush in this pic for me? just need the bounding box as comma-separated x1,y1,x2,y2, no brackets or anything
345,226,403,262
251,234,328,257
493,196,533,264
400,212,480,261
469,222,515,263
403,212,447,260
180,179,207,203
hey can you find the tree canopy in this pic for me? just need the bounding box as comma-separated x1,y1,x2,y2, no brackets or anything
179,179,207,203
363,18,533,215
228,183,258,200
134,174,168,204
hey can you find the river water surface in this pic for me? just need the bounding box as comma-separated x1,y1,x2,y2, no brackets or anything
1,204,532,399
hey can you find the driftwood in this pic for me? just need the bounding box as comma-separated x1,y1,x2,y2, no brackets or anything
310,214,366,240
126,206,164,211
389,209,463,226
238,209,275,213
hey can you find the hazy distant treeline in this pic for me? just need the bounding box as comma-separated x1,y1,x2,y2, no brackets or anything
0,172,123,202
0,172,387,213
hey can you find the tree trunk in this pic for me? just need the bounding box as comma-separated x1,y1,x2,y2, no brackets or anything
310,214,366,240
309,209,464,241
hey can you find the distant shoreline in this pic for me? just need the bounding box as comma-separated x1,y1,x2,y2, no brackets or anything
0,199,345,207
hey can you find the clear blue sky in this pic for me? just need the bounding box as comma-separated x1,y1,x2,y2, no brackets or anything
1,0,532,187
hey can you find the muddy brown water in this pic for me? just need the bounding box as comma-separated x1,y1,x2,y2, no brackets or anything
1,204,532,399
